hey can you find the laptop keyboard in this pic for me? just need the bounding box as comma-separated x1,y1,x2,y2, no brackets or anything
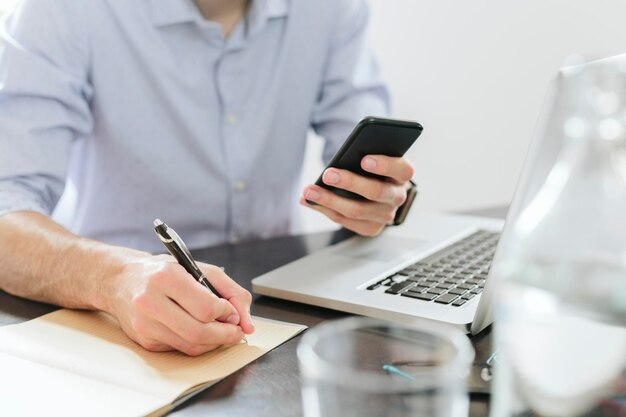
365,230,500,307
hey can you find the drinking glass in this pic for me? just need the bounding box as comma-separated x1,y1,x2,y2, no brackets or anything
298,317,474,417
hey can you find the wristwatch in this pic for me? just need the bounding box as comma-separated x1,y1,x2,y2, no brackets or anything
393,180,418,226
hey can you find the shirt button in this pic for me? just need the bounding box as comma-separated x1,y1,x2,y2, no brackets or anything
226,114,237,125
234,180,246,191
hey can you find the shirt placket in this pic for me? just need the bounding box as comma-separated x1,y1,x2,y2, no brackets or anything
215,28,249,244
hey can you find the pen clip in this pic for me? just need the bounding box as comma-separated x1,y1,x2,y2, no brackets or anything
167,227,199,270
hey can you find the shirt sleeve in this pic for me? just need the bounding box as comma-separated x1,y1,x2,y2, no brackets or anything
310,0,390,164
0,0,93,217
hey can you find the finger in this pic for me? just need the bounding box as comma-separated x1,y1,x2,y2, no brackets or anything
361,155,415,184
320,168,407,206
139,291,244,346
136,319,225,356
198,264,255,334
149,320,244,356
226,296,255,334
302,185,396,225
300,197,386,237
157,263,238,324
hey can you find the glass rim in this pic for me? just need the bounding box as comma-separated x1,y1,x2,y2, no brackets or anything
297,316,475,392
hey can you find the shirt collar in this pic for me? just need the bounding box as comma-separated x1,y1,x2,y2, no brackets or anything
148,0,199,27
247,0,289,36
148,0,289,28
254,0,290,20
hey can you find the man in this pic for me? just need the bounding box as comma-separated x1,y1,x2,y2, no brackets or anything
0,0,415,356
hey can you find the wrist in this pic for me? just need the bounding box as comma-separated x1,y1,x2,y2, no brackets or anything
88,243,150,315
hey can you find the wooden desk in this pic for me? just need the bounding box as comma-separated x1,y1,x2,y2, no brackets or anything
0,208,505,416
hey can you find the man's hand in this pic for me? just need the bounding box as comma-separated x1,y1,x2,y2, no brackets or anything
301,155,414,236
0,212,254,357
103,255,255,356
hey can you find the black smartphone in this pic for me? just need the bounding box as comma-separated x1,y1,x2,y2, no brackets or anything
309,116,423,202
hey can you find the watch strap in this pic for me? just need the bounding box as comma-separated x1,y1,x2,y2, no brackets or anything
393,180,418,226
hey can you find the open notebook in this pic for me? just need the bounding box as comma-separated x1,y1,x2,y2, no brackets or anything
0,309,306,417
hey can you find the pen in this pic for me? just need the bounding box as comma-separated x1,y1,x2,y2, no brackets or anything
153,219,222,296
153,219,247,343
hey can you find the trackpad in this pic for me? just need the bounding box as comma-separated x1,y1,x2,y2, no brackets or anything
335,236,427,262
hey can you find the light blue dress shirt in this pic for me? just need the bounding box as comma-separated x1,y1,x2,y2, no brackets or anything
0,0,388,252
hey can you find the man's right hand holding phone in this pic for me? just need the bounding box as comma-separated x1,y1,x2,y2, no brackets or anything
300,154,415,237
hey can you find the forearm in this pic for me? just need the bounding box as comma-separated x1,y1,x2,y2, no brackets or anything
0,211,148,313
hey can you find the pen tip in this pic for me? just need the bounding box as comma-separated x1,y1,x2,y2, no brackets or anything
154,219,163,227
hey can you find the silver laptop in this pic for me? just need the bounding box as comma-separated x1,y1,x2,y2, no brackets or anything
253,64,576,335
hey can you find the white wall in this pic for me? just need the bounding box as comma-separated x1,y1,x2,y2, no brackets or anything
299,0,626,232
0,0,16,13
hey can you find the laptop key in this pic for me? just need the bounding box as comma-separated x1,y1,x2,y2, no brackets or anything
367,282,382,290
452,298,467,306
457,283,476,290
427,287,446,295
436,282,455,290
411,285,429,293
461,293,476,300
434,293,459,304
385,280,415,295
404,287,428,296
448,287,467,295
390,274,407,281
402,292,437,301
